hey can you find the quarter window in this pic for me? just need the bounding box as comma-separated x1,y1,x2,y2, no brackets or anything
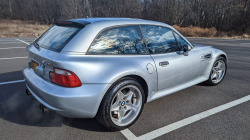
140,25,179,54
173,32,191,49
88,26,147,55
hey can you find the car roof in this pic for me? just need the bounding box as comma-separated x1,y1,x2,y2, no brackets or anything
67,17,170,27
69,17,143,23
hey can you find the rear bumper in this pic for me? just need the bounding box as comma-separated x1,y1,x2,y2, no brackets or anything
23,67,111,118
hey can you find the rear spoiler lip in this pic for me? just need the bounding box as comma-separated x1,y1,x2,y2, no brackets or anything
55,20,90,28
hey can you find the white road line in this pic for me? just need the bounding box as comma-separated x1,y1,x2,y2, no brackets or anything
121,95,250,140
136,95,250,140
0,47,26,49
15,39,30,45
216,40,235,41
0,42,23,44
121,129,138,140
241,43,250,45
0,79,25,86
186,37,213,39
0,56,28,60
186,37,250,41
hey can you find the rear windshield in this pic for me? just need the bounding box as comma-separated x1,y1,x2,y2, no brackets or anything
35,25,82,52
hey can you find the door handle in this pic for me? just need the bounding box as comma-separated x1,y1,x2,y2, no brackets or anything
201,53,212,61
159,61,169,66
204,54,211,58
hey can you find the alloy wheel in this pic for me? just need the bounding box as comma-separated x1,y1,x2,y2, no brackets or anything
211,60,226,83
110,85,142,126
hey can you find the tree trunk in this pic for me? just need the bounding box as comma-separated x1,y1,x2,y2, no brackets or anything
244,0,250,14
9,0,12,18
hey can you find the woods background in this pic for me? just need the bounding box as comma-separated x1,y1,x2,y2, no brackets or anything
0,0,250,36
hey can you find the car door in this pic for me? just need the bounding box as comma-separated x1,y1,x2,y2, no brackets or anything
140,25,200,91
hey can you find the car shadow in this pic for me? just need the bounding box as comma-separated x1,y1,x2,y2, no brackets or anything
196,82,209,86
0,70,112,132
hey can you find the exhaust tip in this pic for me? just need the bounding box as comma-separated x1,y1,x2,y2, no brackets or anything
40,104,50,112
26,89,32,96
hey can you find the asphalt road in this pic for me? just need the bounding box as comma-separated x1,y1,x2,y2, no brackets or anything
0,37,250,140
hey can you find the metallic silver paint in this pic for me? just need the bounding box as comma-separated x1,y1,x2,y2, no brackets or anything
27,46,57,80
23,67,111,118
23,18,227,118
150,50,201,91
148,76,208,102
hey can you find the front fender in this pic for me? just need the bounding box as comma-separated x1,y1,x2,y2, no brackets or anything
199,47,227,78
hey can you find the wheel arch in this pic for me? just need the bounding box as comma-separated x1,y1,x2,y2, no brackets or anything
218,54,227,63
213,50,227,63
108,75,149,103
123,75,148,103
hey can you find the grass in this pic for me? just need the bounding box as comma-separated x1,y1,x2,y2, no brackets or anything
0,20,50,37
173,25,250,39
0,20,249,39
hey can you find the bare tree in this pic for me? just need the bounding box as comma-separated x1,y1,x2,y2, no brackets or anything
0,0,249,33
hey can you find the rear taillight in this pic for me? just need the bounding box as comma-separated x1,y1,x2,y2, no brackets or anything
49,68,81,87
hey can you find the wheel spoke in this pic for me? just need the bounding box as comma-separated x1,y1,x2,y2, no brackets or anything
212,68,216,72
118,108,125,122
111,98,119,108
111,106,120,112
117,91,124,101
218,70,223,74
125,91,133,104
218,62,222,69
111,93,122,109
214,62,220,70
125,104,135,111
215,73,220,81
211,73,217,79
220,63,225,70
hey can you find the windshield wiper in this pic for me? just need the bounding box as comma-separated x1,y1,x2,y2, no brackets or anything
33,41,40,49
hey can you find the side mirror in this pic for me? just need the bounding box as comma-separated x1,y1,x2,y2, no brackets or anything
182,45,191,56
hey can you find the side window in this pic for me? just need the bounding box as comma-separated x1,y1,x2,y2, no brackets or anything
173,32,191,49
87,26,148,55
140,25,179,54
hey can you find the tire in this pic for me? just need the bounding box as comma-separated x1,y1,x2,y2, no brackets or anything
205,56,227,86
96,77,145,131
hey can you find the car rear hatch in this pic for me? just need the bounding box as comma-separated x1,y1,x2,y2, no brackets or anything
27,21,86,81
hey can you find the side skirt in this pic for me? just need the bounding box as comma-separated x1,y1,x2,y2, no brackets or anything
147,76,208,102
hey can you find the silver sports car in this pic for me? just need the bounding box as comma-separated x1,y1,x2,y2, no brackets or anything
23,18,227,130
